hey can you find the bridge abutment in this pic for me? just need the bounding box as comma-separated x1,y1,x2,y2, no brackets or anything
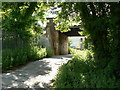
46,18,68,55
59,32,68,55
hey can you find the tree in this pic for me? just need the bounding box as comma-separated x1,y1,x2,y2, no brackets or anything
2,2,48,42
52,2,120,76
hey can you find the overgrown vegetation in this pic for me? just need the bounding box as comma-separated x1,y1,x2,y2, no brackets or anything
54,2,120,69
2,46,47,72
53,50,120,88
1,2,120,88
1,2,52,72
52,2,120,88
34,35,54,57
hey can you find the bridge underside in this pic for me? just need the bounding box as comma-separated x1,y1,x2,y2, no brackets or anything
46,18,82,55
62,26,82,36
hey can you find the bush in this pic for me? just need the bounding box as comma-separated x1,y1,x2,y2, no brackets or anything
27,46,47,60
2,46,47,72
53,50,120,88
46,48,53,57
68,47,76,54
35,35,53,57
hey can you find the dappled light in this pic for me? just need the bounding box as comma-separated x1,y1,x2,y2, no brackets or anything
2,55,72,88
1,2,120,89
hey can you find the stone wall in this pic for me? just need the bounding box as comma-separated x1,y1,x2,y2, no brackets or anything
46,18,68,55
46,18,59,55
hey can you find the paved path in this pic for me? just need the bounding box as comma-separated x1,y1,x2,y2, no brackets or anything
1,54,72,89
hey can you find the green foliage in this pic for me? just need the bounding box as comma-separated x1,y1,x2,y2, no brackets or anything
46,48,53,57
68,47,76,54
54,17,73,32
53,2,120,78
2,2,48,41
34,35,54,57
48,2,120,88
53,51,120,88
2,2,51,72
28,46,47,60
69,48,93,60
52,3,81,32
2,46,47,72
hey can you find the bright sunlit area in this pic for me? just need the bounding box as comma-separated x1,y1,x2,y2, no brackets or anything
68,36,85,50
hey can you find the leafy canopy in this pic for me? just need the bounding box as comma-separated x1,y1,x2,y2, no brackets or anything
2,2,49,40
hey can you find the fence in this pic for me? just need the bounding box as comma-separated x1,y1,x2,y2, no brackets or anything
2,31,52,51
2,31,25,50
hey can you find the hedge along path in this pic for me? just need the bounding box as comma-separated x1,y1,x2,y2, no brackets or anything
1,55,72,88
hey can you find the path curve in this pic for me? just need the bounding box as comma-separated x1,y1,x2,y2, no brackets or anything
1,54,72,88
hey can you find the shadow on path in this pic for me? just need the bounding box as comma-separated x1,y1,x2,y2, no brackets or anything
2,54,72,88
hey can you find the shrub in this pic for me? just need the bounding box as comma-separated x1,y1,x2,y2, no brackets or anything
35,35,53,57
53,50,120,88
46,48,53,57
68,47,76,54
2,46,47,72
